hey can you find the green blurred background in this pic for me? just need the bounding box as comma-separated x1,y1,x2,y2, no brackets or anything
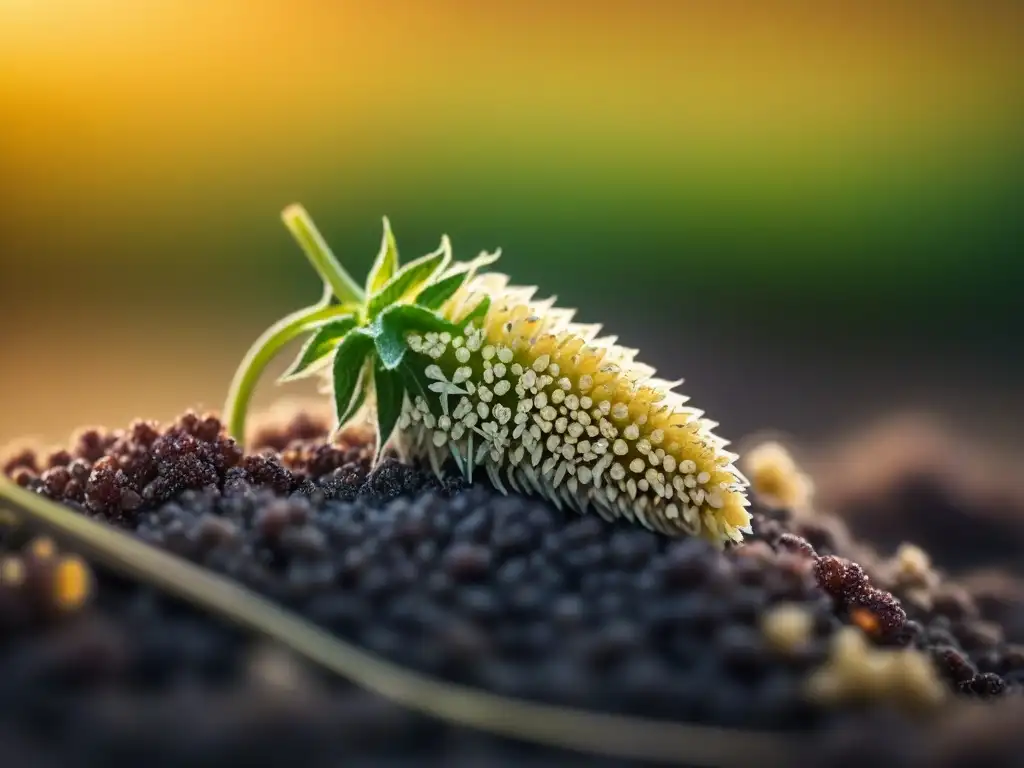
2,1,1022,449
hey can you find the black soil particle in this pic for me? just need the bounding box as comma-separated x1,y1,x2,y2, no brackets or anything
3,410,1024,767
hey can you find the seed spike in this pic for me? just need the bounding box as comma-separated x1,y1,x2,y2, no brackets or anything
228,208,752,544
486,463,508,494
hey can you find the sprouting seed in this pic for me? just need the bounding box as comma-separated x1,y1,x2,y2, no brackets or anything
224,205,752,545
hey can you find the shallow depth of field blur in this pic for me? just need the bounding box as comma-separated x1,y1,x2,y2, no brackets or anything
1,1,1021,451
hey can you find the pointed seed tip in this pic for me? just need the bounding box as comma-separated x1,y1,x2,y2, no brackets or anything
281,203,306,220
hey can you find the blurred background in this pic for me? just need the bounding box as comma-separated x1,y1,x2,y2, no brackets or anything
1,0,1022,451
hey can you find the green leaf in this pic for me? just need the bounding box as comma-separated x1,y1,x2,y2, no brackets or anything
457,294,491,329
279,314,358,382
365,216,399,295
338,379,369,430
374,303,461,370
415,267,471,310
413,247,504,315
331,333,374,427
413,249,503,311
371,360,405,464
366,236,451,318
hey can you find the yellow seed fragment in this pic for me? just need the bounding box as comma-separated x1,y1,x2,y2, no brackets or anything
761,604,814,654
745,442,813,511
30,536,56,560
806,627,947,713
0,556,26,586
893,542,937,588
52,555,94,611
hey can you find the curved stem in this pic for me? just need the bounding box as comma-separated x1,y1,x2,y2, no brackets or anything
282,204,365,306
224,300,354,443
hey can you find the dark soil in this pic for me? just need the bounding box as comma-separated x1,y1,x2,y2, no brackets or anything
811,416,1024,577
3,410,1024,767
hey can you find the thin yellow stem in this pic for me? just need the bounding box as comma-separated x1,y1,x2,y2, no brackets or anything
224,298,353,443
225,203,365,444
281,204,365,306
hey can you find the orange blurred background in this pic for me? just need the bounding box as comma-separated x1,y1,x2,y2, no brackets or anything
2,1,1022,449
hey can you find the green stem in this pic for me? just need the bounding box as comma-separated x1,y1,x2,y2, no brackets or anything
224,300,354,443
281,204,365,306
0,477,787,767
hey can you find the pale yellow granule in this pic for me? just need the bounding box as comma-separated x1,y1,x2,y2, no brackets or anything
761,603,814,655
52,554,94,611
30,536,56,560
893,542,937,588
744,441,814,511
806,627,947,713
0,556,26,586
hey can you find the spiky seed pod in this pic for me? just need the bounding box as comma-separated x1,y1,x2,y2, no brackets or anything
225,206,752,545
395,284,752,544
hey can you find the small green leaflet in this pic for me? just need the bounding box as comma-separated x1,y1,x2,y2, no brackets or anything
366,237,451,319
338,376,369,430
415,267,471,310
331,332,374,427
280,314,358,382
365,216,398,295
372,303,461,370
371,359,405,463
415,250,503,310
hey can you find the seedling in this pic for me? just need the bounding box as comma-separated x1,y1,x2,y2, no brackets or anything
225,205,752,544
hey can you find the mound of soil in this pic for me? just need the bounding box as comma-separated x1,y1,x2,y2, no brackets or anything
2,409,1024,767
